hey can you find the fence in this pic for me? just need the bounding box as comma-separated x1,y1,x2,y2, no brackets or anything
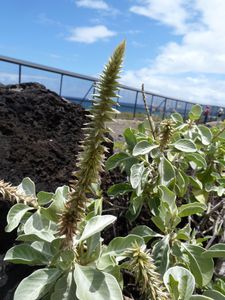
0,55,223,121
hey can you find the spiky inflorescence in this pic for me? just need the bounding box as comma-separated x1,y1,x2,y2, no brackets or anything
59,41,126,246
0,179,37,205
126,243,169,300
159,119,175,150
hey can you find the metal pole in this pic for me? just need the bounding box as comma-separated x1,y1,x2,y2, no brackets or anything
149,94,153,116
184,102,188,119
133,91,139,119
59,74,63,96
18,64,22,84
175,100,178,112
162,98,167,120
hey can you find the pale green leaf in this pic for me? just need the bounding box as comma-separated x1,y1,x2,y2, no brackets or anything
173,139,197,153
74,264,123,300
178,202,206,217
18,177,36,197
130,162,145,189
51,272,78,300
159,157,176,187
133,141,159,156
163,266,195,300
14,268,62,300
188,104,202,121
78,215,116,243
5,203,33,232
4,244,48,265
202,244,225,258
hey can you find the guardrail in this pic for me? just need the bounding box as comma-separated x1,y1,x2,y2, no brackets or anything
0,55,223,120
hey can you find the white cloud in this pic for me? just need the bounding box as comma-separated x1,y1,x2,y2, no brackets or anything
75,0,109,10
67,25,116,43
125,0,225,107
130,0,191,34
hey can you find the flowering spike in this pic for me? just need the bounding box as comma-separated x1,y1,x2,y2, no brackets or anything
59,41,126,246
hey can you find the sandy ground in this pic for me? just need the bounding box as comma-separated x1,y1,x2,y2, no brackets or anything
107,119,141,141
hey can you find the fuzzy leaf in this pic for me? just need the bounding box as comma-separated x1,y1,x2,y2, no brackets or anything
159,157,176,187
4,244,48,265
164,266,195,300
198,125,212,145
17,177,36,197
107,183,133,197
188,104,202,120
78,215,116,243
51,272,78,300
178,202,206,217
173,139,197,153
132,141,159,156
152,235,170,275
130,162,145,189
5,203,33,232
104,234,144,257
105,152,129,171
202,244,225,258
130,225,162,242
204,290,225,299
14,268,62,300
183,244,214,287
74,265,123,300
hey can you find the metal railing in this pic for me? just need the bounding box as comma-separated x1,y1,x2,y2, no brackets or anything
0,55,223,121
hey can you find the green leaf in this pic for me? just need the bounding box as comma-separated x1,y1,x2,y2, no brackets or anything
37,191,54,206
152,235,170,275
126,195,144,221
159,157,176,187
107,183,133,197
5,203,33,232
105,152,129,171
18,177,36,197
173,139,197,153
130,162,145,189
202,244,225,258
51,272,78,300
204,290,225,300
163,266,195,300
171,112,183,123
123,128,137,152
188,104,202,120
183,244,214,287
159,185,177,216
4,244,48,265
14,268,62,300
78,215,116,243
190,296,213,300
130,225,162,242
178,202,206,217
104,234,144,257
133,141,159,156
185,153,207,170
23,211,56,242
74,264,123,300
40,186,68,222
198,125,212,145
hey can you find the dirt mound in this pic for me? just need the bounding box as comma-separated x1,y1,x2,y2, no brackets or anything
0,82,89,192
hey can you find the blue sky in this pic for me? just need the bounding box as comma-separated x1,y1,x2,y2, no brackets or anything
1,0,225,106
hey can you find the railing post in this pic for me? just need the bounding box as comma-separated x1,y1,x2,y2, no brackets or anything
59,74,63,96
149,94,153,116
133,91,139,119
162,98,167,120
175,100,178,112
184,102,188,119
18,64,22,84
